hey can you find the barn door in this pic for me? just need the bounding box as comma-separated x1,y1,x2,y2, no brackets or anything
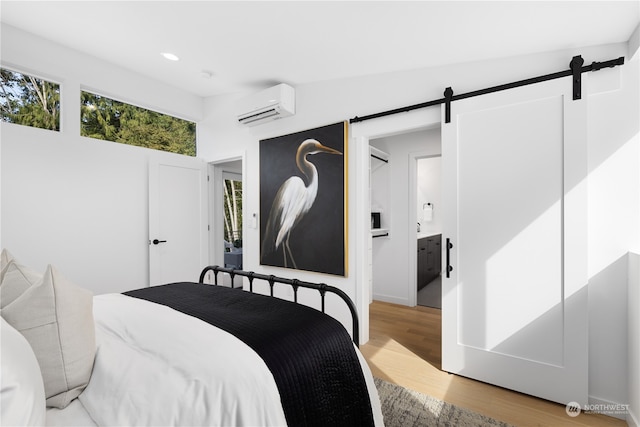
441,77,588,404
149,157,208,286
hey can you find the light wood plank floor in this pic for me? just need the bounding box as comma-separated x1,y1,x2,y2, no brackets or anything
361,301,627,427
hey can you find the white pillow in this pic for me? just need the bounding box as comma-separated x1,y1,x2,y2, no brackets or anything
0,260,42,308
0,317,46,426
1,265,96,409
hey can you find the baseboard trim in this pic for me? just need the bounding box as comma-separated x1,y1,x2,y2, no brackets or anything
588,395,629,421
372,294,409,306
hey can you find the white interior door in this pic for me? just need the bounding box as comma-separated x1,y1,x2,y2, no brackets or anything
442,77,588,405
149,157,208,286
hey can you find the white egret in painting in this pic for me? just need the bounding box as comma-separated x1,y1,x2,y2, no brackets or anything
261,139,342,268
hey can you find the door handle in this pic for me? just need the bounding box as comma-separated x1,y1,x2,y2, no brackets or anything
446,238,453,278
152,239,167,245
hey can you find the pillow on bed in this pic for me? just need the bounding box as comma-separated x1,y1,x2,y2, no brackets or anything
0,259,42,308
0,317,46,426
1,265,95,409
0,248,15,269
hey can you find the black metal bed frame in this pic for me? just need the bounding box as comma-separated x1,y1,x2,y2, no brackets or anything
198,265,360,346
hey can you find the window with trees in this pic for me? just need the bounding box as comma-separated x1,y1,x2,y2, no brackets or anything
80,91,196,156
0,68,60,131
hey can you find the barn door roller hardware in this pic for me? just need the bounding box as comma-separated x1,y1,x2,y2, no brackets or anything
570,55,585,100
571,55,625,100
350,55,625,125
443,87,454,124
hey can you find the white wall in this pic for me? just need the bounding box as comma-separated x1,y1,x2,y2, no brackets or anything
630,252,640,427
417,156,442,236
0,25,203,294
587,50,639,413
629,33,640,427
369,129,440,305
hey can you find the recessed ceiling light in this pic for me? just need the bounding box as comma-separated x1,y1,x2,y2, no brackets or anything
161,52,179,61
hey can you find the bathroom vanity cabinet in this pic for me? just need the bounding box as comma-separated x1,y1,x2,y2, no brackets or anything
418,233,441,290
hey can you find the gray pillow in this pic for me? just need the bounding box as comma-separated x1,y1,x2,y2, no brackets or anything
1,265,96,409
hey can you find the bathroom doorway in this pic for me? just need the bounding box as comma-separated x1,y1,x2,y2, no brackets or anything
369,127,441,308
415,156,442,309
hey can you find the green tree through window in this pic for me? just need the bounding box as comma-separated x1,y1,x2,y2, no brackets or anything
0,68,60,131
224,178,243,247
81,91,196,156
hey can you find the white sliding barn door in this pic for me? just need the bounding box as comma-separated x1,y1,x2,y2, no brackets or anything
441,77,588,405
149,157,208,286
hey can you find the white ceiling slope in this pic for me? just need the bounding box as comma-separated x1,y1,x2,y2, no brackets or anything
1,1,638,98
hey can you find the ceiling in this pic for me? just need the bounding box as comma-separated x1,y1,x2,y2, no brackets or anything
1,1,638,98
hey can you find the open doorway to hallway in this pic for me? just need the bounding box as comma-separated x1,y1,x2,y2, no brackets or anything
209,158,243,287
223,170,243,269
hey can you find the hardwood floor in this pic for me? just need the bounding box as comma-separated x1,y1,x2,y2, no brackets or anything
361,301,627,427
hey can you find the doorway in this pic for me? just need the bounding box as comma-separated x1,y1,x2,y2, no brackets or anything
415,155,442,309
209,157,244,287
356,75,588,404
222,170,243,268
149,157,208,286
368,127,441,308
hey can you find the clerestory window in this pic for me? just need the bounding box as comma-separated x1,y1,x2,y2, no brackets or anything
80,91,196,156
0,67,61,131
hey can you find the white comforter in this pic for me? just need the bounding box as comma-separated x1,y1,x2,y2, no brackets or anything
46,293,383,426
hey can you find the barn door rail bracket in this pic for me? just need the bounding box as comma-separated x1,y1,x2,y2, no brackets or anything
349,55,625,124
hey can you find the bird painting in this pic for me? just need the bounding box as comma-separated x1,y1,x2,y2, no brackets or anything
261,138,342,269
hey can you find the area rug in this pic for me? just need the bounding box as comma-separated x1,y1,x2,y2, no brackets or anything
374,378,514,427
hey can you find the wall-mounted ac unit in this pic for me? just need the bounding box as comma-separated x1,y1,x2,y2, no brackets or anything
236,83,295,126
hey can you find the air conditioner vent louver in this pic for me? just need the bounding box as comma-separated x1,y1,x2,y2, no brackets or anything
238,107,280,125
236,84,295,127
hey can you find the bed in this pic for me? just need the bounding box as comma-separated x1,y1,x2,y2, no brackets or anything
0,252,383,427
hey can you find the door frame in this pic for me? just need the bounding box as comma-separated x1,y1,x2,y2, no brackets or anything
354,75,590,405
208,153,246,269
353,108,442,343
149,156,208,286
409,151,442,307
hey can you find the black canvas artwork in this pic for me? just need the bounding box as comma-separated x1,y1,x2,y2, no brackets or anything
260,121,347,276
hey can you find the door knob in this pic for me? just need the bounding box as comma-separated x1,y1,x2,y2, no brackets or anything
152,239,167,245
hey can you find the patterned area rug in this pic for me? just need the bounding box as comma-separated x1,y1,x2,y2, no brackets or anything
374,378,514,427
